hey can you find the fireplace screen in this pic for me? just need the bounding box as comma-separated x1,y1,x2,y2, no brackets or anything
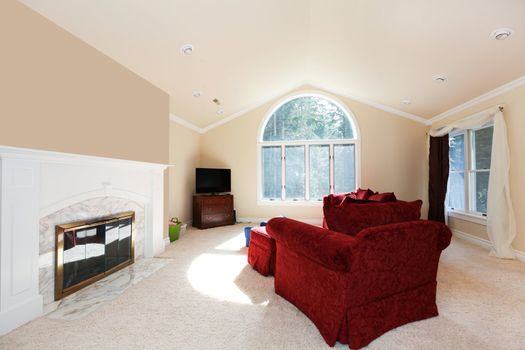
55,211,134,300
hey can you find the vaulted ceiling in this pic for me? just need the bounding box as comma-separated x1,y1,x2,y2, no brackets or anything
20,0,525,128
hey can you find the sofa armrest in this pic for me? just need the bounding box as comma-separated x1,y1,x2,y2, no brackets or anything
266,217,358,272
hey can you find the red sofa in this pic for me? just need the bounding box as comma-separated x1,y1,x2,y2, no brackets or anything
266,217,451,349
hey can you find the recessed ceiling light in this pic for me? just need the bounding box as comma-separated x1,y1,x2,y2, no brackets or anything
432,74,447,83
180,44,193,55
401,99,411,105
216,109,224,115
491,28,513,40
192,91,201,98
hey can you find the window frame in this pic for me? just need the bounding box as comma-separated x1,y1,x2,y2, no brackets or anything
447,123,493,223
257,92,361,206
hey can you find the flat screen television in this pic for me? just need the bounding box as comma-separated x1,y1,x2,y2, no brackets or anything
196,168,231,194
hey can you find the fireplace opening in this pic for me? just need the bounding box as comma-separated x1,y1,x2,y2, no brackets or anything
55,211,134,300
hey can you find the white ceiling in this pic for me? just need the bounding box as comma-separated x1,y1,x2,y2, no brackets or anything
20,0,525,128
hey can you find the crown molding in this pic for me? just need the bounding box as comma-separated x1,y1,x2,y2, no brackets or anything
201,81,309,133
0,145,169,171
304,82,429,125
428,74,525,126
170,80,436,135
169,114,204,134
169,82,309,134
170,75,525,133
199,80,429,133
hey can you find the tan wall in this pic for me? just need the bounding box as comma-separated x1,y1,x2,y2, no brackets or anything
431,84,525,253
0,0,169,164
169,122,201,223
200,86,429,221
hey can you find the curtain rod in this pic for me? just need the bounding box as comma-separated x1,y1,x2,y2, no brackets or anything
427,104,504,136
458,104,505,123
440,104,504,124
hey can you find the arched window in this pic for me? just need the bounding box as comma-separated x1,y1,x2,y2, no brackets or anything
258,93,359,203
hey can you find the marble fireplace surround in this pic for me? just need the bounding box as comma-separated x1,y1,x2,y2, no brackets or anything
0,146,168,335
40,197,145,312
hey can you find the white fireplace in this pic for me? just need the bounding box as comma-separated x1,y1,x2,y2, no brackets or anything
0,146,168,335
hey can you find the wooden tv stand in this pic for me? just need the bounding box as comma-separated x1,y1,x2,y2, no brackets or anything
193,194,234,229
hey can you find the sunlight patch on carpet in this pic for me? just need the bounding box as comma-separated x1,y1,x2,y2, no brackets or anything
214,232,246,251
187,253,252,304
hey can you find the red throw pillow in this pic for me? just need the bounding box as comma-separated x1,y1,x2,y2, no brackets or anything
355,188,375,200
368,192,397,202
323,192,354,207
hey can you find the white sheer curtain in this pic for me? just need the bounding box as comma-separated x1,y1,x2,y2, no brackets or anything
429,107,516,259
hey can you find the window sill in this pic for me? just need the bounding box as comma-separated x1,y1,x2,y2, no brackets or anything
257,200,323,207
447,210,487,226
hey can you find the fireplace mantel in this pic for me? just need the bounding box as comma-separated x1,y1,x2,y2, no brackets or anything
0,145,169,335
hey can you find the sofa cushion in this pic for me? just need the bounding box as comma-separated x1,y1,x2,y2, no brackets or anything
341,197,372,205
323,200,423,236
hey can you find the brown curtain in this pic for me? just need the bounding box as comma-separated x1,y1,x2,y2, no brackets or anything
428,135,449,223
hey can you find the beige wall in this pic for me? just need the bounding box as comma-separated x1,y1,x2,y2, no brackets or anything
169,122,201,223
200,86,429,221
431,84,525,253
0,0,169,164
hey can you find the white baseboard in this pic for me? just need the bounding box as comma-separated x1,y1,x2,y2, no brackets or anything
452,229,493,249
452,229,525,262
237,217,323,226
236,217,270,224
164,237,170,246
516,250,525,262
0,295,43,335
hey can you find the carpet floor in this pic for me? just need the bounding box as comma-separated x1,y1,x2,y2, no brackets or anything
1,223,524,349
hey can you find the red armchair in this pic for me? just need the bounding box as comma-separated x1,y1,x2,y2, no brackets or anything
266,217,451,349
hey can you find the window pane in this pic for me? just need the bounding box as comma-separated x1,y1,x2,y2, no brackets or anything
285,146,305,199
334,144,355,193
309,145,330,200
474,126,493,170
262,96,354,141
449,134,464,171
474,172,489,213
262,146,281,199
448,172,465,210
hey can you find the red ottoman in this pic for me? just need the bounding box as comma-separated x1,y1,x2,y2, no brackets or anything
247,227,276,276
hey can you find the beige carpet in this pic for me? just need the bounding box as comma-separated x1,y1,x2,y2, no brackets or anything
1,224,524,349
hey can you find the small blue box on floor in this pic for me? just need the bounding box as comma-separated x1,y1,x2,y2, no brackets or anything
244,226,252,247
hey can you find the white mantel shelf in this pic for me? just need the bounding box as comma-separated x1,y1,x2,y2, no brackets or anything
0,145,169,335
